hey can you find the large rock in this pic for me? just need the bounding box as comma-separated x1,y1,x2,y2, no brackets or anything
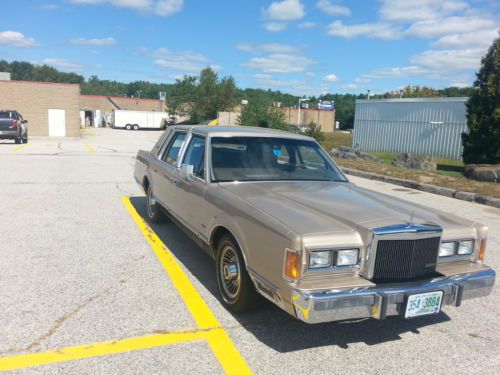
464,164,499,183
392,153,437,172
330,146,383,162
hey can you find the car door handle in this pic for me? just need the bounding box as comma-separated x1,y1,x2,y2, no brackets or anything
173,179,178,184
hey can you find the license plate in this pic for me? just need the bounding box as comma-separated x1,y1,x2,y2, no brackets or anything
405,291,443,318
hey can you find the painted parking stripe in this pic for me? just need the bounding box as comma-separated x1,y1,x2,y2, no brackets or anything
0,330,206,371
121,196,251,375
85,143,95,153
12,144,28,152
0,198,252,373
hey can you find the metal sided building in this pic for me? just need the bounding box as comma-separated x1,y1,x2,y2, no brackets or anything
352,98,468,160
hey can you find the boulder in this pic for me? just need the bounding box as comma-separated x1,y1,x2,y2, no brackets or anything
464,164,499,183
393,153,437,172
330,147,383,162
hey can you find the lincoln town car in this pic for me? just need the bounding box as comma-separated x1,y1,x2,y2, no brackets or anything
134,126,495,323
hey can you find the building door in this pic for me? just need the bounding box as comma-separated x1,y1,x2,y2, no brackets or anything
48,109,66,136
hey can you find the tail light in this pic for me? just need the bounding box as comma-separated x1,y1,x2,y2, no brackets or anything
12,119,17,128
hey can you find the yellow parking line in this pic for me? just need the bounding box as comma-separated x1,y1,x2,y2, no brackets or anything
0,330,205,372
85,143,95,153
0,197,251,373
121,196,251,374
12,144,28,152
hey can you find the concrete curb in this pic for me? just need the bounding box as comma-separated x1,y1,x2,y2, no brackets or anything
342,167,500,209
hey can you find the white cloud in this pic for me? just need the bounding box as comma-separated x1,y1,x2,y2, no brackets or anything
264,0,305,21
405,16,496,38
151,48,215,73
361,66,427,79
41,4,59,10
252,73,328,96
315,0,351,16
298,22,316,29
304,71,315,78
410,48,486,71
155,0,183,16
327,21,400,40
355,77,371,83
42,58,82,71
69,0,183,16
264,22,287,32
236,42,303,54
323,73,339,82
70,37,116,46
242,53,314,73
342,84,361,91
0,30,38,47
379,0,469,22
433,29,499,48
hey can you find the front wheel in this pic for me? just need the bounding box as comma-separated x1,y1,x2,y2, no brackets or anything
146,184,165,223
216,235,259,313
125,124,132,130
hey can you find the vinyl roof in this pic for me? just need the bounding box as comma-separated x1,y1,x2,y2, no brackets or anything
172,125,313,140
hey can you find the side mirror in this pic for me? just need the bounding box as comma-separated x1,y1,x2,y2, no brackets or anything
180,164,194,179
22,120,28,124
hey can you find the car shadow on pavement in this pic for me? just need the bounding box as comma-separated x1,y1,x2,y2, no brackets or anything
130,196,451,352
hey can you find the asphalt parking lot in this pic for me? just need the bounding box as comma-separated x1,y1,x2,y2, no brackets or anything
1,128,499,374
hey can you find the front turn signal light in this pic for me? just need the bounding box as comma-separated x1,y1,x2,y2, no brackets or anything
284,249,300,280
479,239,487,261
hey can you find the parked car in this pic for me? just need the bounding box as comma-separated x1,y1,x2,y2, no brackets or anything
134,125,495,323
0,110,28,144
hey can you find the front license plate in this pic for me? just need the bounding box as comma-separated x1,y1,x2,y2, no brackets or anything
405,291,443,318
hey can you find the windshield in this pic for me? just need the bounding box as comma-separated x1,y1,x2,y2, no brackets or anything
211,136,347,183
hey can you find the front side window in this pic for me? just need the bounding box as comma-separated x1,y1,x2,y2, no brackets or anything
182,135,205,179
162,132,186,165
211,136,347,183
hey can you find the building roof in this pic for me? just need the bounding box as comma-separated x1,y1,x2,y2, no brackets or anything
356,97,468,104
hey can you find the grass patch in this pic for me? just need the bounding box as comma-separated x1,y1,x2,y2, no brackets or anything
320,132,499,198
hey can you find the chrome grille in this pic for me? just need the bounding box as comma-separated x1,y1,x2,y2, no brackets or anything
372,237,440,283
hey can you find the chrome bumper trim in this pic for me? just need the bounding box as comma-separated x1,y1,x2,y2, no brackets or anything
291,268,495,324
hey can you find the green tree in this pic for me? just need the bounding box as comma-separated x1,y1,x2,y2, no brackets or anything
303,121,324,141
462,36,500,164
237,98,286,130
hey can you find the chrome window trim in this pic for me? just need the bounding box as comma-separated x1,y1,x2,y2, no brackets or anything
363,223,443,280
181,132,207,182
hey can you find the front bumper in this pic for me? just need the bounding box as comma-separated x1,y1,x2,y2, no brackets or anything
291,268,495,324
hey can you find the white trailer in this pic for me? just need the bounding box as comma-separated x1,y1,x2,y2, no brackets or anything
112,110,170,130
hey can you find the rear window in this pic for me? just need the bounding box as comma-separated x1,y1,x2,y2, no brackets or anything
0,111,12,118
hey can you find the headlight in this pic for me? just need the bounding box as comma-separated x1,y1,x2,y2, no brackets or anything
439,242,456,257
458,240,474,255
336,249,359,266
309,250,332,268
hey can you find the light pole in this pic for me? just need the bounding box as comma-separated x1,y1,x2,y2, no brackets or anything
298,98,309,130
367,90,371,100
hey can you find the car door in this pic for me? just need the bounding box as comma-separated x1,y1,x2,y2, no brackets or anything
171,134,208,237
152,130,187,211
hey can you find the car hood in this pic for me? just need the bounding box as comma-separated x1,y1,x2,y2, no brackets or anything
220,181,474,236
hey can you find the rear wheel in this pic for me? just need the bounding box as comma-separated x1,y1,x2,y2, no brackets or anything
22,133,28,144
15,136,21,144
125,124,132,130
146,184,165,223
216,234,259,313
133,124,139,130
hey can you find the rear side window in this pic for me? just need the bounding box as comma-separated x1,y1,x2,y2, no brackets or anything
182,135,205,179
162,132,186,165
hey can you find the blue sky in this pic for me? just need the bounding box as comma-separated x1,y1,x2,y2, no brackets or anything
1,0,498,96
